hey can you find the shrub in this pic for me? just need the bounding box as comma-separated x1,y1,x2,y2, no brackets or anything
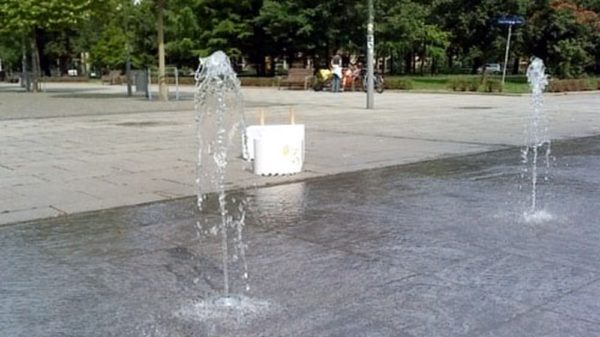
448,77,468,91
148,76,194,85
386,78,413,90
467,78,480,91
239,77,278,87
547,79,593,92
41,76,89,83
484,79,503,92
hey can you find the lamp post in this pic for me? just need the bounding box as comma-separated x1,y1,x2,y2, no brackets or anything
366,0,374,109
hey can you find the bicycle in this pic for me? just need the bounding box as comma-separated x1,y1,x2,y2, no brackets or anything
360,69,385,93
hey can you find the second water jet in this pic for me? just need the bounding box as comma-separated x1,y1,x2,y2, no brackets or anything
522,57,552,221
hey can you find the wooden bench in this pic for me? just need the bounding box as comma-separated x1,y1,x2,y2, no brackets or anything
278,68,314,90
101,70,122,85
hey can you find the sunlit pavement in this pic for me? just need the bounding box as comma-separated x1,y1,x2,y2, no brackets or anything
1,81,600,225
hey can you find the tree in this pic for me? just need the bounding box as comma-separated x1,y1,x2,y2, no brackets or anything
256,0,315,70
194,0,262,70
156,0,168,100
165,2,203,67
257,0,364,71
524,0,600,77
83,0,134,71
89,25,130,69
0,31,21,72
433,0,528,73
0,0,107,91
376,0,449,74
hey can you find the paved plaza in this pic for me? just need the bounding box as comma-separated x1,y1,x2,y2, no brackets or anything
1,82,600,336
1,82,600,225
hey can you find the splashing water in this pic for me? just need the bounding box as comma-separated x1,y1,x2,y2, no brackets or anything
522,57,552,221
523,209,553,224
176,295,272,323
195,51,249,300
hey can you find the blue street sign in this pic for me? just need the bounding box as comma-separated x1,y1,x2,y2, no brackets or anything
497,15,525,26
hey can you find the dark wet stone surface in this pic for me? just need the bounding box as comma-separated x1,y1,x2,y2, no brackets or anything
2,136,600,336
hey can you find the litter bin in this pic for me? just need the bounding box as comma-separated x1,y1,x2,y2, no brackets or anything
134,70,148,95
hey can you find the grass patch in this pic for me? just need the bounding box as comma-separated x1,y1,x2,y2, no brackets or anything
235,74,600,94
386,75,530,94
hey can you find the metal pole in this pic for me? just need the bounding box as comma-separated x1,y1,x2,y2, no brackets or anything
147,68,152,101
366,0,375,109
126,51,132,97
175,67,179,100
501,24,512,86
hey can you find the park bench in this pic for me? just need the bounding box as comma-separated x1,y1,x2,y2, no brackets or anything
278,68,314,90
101,70,122,85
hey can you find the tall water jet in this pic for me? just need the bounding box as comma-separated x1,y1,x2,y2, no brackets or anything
194,51,249,305
523,57,552,222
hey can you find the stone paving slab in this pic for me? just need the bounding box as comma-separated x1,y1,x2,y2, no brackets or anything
2,82,600,225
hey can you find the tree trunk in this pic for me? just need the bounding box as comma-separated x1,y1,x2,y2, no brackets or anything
30,29,41,93
269,56,275,76
512,56,519,75
419,45,425,75
21,34,30,92
252,25,266,76
157,0,168,101
404,52,411,74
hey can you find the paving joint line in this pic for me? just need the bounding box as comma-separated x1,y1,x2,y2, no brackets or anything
311,128,514,148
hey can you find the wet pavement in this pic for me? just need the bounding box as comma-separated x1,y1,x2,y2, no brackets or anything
2,135,600,337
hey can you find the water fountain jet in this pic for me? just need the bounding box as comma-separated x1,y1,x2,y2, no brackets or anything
194,51,249,302
523,57,552,222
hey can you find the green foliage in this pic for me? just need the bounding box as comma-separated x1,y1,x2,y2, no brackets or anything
0,0,102,34
2,0,600,80
553,38,593,78
165,5,202,65
239,77,279,87
385,78,413,90
483,78,503,92
89,25,129,69
434,0,528,72
467,77,481,91
254,0,365,68
447,76,492,92
524,0,600,78
448,77,469,91
547,78,595,92
386,75,529,93
191,0,258,58
375,0,450,74
0,32,21,70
